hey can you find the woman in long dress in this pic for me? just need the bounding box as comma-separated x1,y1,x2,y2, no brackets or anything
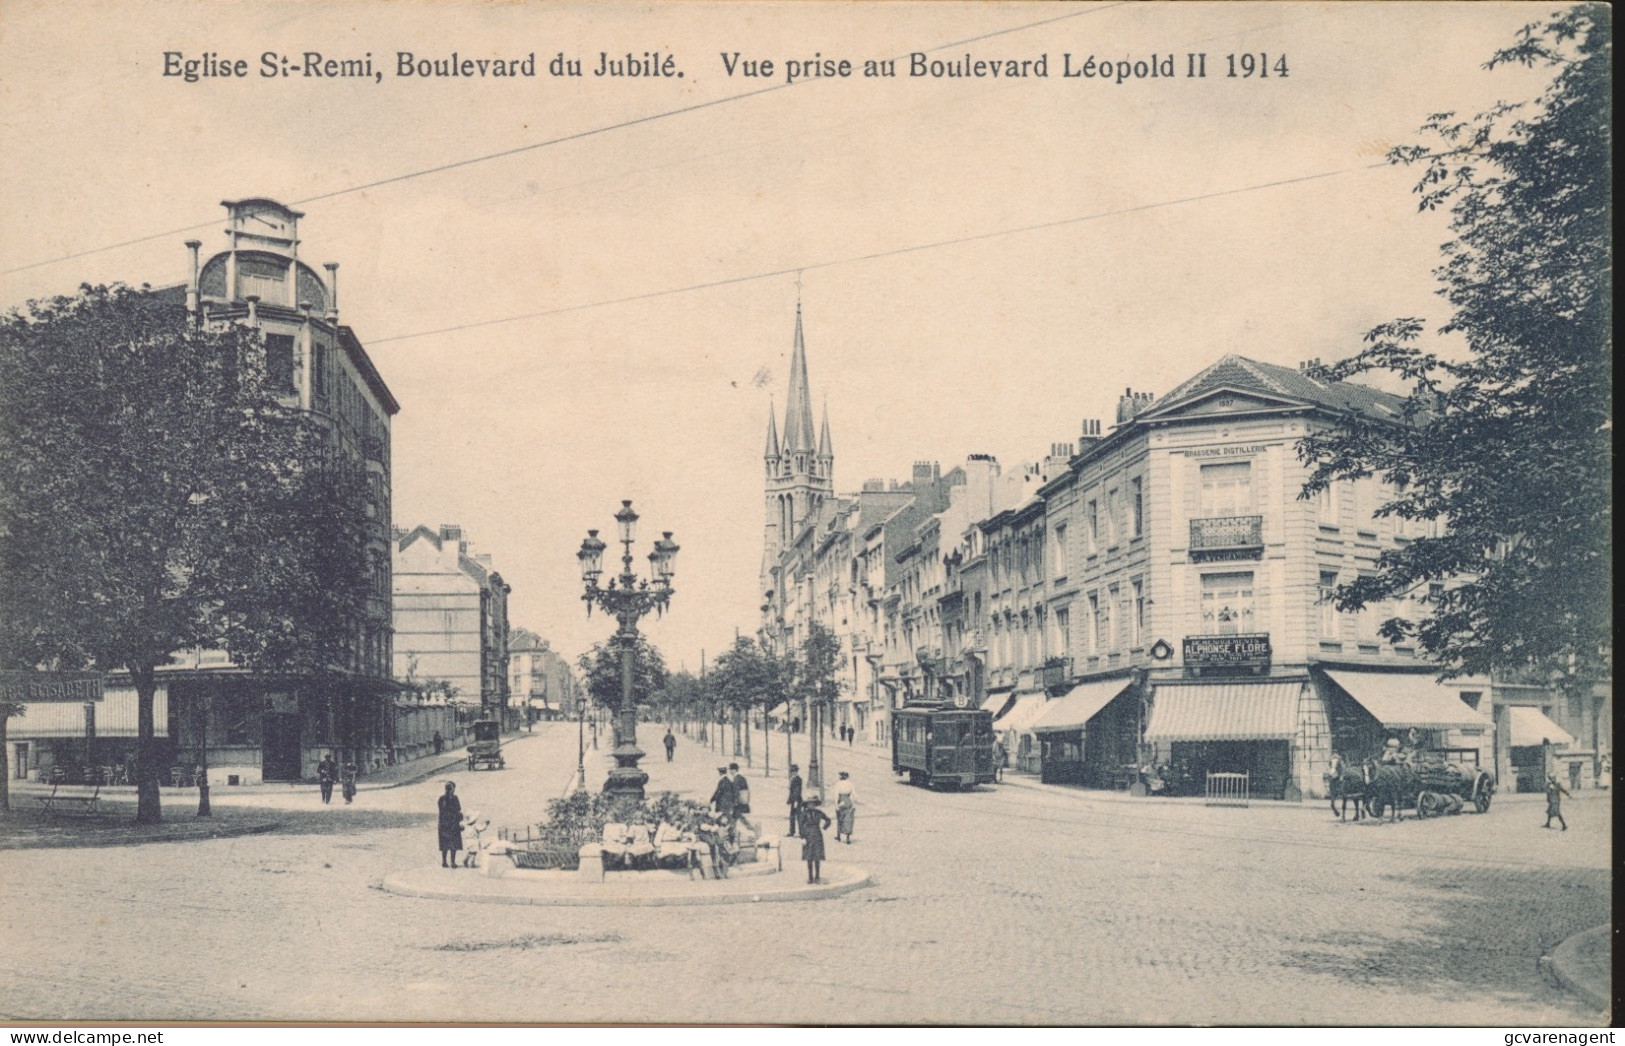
834,771,856,844
438,782,464,868
798,795,831,884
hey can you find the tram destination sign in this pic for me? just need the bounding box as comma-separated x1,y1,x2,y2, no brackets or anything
1182,634,1272,668
0,670,105,703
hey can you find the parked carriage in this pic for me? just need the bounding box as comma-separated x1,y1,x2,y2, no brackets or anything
466,719,505,771
891,704,996,790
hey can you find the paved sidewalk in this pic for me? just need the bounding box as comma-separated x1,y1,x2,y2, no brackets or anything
1543,924,1613,1015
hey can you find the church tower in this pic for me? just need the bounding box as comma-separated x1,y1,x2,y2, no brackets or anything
762,302,834,583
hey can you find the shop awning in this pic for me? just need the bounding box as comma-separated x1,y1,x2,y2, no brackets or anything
1508,706,1574,747
1031,678,1133,733
980,693,1016,719
1323,670,1488,730
1144,681,1302,742
836,692,862,703
767,702,790,719
994,693,1049,735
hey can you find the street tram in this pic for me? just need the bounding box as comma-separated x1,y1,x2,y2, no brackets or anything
891,703,996,789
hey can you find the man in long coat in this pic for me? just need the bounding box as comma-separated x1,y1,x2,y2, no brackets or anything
786,764,804,837
709,765,737,821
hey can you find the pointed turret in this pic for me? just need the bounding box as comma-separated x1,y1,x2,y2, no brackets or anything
818,400,833,459
782,303,817,453
764,398,780,460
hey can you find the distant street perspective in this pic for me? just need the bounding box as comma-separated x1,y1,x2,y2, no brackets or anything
0,724,1609,1025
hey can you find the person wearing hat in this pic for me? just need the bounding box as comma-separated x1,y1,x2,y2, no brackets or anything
834,770,856,844
797,793,832,883
728,763,757,834
709,765,737,823
786,763,804,837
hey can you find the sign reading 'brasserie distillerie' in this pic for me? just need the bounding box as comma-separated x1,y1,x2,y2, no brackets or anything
0,670,104,703
1183,635,1271,667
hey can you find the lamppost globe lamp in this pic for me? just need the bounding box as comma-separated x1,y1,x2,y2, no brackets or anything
579,502,676,801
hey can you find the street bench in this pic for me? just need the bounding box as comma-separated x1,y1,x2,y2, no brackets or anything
35,782,103,816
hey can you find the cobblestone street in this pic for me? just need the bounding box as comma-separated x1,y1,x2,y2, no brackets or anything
0,723,1608,1025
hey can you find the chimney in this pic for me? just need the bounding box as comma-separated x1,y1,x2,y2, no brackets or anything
1117,388,1155,424
324,262,339,322
862,478,885,492
1079,418,1103,446
185,240,202,319
912,461,937,487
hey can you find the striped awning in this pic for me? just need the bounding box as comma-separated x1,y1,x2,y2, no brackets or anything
1144,681,1302,742
1032,678,1133,734
994,693,1049,735
1508,706,1574,747
980,693,1015,719
1323,670,1489,730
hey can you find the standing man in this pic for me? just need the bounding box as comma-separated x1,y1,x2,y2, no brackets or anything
663,729,677,762
709,765,737,823
431,731,443,755
1544,773,1570,830
993,738,1007,783
786,763,804,836
316,753,337,804
729,763,757,835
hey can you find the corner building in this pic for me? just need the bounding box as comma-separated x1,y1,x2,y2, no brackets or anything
1030,356,1517,799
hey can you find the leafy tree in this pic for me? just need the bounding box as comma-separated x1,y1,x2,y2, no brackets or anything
577,633,667,713
708,635,790,769
797,622,844,787
1299,6,1611,687
0,284,373,823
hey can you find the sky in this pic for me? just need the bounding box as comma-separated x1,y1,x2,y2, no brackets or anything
0,1,1558,675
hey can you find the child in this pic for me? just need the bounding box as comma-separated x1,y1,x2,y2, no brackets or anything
1544,774,1570,830
798,794,832,884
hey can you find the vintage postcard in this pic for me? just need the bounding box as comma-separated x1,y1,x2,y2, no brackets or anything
0,0,1610,1030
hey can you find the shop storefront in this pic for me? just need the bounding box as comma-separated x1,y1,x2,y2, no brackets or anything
1032,677,1138,787
1505,705,1576,793
1143,680,1305,799
1318,669,1492,769
993,691,1049,773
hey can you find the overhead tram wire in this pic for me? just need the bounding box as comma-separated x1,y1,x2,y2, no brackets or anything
1,3,1125,278
366,160,1391,347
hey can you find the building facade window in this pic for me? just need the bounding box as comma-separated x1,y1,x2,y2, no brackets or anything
1201,572,1255,635
1200,461,1253,517
1130,477,1144,537
1131,579,1144,647
1086,500,1098,555
1055,606,1070,658
1087,593,1100,654
1319,570,1340,637
265,333,296,393
1105,489,1120,548
1105,585,1120,650
1053,523,1068,578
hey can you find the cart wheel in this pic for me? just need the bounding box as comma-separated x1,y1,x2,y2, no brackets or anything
498,758,505,769
1475,790,1491,814
467,756,475,770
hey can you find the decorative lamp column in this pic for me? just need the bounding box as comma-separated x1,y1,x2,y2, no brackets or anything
578,502,679,802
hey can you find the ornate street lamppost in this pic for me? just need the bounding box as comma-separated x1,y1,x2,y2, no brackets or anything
577,501,679,802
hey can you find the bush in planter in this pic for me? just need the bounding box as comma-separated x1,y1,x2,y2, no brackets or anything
520,791,711,870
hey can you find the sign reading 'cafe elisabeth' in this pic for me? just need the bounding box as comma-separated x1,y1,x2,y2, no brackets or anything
0,670,105,703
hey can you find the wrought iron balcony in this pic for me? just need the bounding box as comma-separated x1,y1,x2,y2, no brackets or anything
1189,515,1263,561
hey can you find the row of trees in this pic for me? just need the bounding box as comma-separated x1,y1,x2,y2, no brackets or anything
576,622,846,780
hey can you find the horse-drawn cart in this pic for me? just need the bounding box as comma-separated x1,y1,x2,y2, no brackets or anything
1326,748,1495,821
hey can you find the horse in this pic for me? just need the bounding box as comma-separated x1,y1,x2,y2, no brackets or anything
1324,753,1367,821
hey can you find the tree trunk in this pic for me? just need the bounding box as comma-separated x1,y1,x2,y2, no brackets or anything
762,705,771,778
195,691,211,817
1,712,11,815
132,662,162,824
744,706,753,767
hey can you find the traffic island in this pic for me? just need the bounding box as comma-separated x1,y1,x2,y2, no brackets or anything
380,859,871,907
1541,924,1612,1015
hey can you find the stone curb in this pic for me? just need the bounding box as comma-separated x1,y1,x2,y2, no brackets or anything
1541,924,1612,1014
0,819,282,850
380,862,872,907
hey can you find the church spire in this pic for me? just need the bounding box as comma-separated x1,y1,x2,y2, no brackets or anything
782,301,817,453
764,397,780,459
818,398,833,459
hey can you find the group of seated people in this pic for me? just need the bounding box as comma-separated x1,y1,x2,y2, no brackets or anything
599,816,760,878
